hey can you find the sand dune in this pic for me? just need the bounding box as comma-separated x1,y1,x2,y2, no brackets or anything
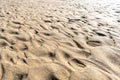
0,0,120,80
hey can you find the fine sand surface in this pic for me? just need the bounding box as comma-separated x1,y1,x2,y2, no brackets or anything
0,0,120,80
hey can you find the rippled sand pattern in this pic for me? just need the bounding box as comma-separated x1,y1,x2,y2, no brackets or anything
0,0,120,80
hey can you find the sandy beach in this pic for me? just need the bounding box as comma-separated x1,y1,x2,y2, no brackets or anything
0,0,120,80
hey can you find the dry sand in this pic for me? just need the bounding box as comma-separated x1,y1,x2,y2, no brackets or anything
0,0,120,80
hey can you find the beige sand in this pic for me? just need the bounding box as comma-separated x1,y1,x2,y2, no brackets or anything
0,0,120,80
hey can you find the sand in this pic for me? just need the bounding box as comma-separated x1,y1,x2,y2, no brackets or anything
0,0,120,80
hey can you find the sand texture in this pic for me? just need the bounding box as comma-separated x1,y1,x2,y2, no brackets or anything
0,0,120,80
